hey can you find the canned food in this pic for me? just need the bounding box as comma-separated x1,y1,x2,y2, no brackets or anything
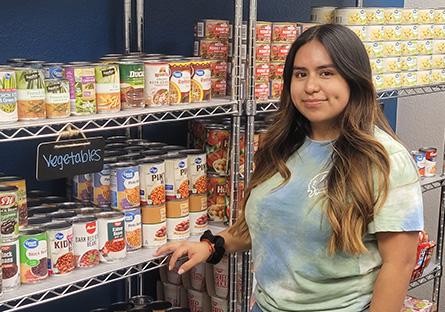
106,142,129,150
207,174,227,222
141,204,167,247
272,22,299,42
432,54,445,69
401,8,418,24
384,8,402,24
28,216,52,226
72,215,99,268
420,147,437,177
63,65,96,115
19,227,48,283
270,43,291,62
44,79,70,119
334,7,367,25
211,78,227,97
139,157,166,206
96,211,126,262
7,58,27,66
311,6,336,24
182,149,207,195
124,208,142,251
143,61,170,107
43,63,64,79
255,81,270,101
255,44,271,62
209,61,228,79
418,9,435,24
269,62,285,80
55,202,82,210
25,60,45,69
169,61,191,105
72,174,92,203
400,56,418,71
95,63,121,113
345,26,366,41
0,69,18,124
189,210,208,236
417,55,433,70
118,61,144,109
194,39,229,60
110,162,140,210
270,79,284,99
48,210,76,221
382,41,402,57
0,185,19,243
74,207,104,215
166,199,190,240
189,194,208,213
16,68,46,120
92,160,113,206
255,21,272,43
383,25,402,41
433,25,445,39
195,19,230,40
418,24,434,40
1,240,20,291
254,63,270,82
164,154,189,201
417,70,432,86
401,41,418,56
364,42,384,58
431,69,445,83
45,221,75,275
400,25,418,41
142,204,166,224
364,7,385,25
411,150,426,176
366,26,385,41
28,206,58,217
0,176,28,228
190,60,211,102
206,124,230,175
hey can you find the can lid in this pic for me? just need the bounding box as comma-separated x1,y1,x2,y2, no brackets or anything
72,215,97,223
7,58,27,63
162,152,186,159
95,211,124,219
103,157,118,164
0,175,24,182
205,123,230,130
142,150,168,157
106,143,129,149
48,211,77,219
180,149,205,155
24,60,46,64
139,142,167,149
139,156,164,164
89,308,109,312
44,62,64,66
161,145,186,151
109,302,134,311
56,202,83,210
28,189,49,198
45,220,72,230
148,301,172,310
28,216,52,225
127,139,147,145
129,295,154,306
41,196,68,204
20,227,45,235
104,150,127,158
0,185,18,192
118,153,145,162
110,161,137,168
106,136,128,143
124,146,145,152
118,60,144,65
28,206,59,216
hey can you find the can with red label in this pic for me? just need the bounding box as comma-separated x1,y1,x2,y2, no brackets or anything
0,176,28,228
272,22,298,43
270,62,285,80
255,63,270,82
270,79,284,99
205,124,231,175
256,21,272,43
420,147,437,177
211,78,227,97
255,81,270,101
96,211,126,262
72,215,99,268
271,44,291,62
256,44,271,62
210,61,228,79
207,175,228,222
0,185,19,243
195,19,230,40
411,150,426,177
194,40,229,60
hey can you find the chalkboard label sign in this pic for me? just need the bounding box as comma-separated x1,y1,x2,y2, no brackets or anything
36,137,105,181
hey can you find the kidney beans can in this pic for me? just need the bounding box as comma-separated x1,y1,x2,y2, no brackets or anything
164,154,189,201
97,212,126,262
110,162,140,210
63,65,96,115
72,216,99,268
166,199,190,240
420,147,437,177
119,61,144,109
45,79,70,119
46,221,75,275
19,227,48,283
1,240,20,291
124,208,142,251
16,68,46,120
139,157,166,206
144,61,170,107
0,69,18,124
95,63,121,113
0,185,19,243
0,176,28,229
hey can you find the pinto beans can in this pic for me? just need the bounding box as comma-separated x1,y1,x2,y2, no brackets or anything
124,208,142,251
139,157,166,206
164,154,189,201
144,61,170,106
19,227,48,283
72,216,99,268
119,61,144,109
95,63,121,113
0,69,18,124
0,176,28,229
182,149,207,194
1,240,20,291
97,212,126,262
169,61,191,105
0,185,19,243
110,162,140,210
46,221,75,275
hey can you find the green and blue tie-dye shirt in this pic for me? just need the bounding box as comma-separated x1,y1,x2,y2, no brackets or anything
245,127,424,312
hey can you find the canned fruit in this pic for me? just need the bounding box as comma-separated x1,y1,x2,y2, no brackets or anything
124,208,142,251
16,68,46,120
417,55,433,70
110,163,140,210
364,42,384,58
346,26,366,41
0,69,18,123
400,25,418,41
2,241,20,291
72,216,99,268
19,228,48,283
142,222,167,247
45,79,70,119
335,8,367,25
63,65,96,115
272,23,299,42
364,7,385,24
207,175,228,222
382,41,402,57
144,61,170,106
384,8,402,24
97,212,126,262
46,222,75,275
311,7,336,24
271,43,291,61
417,70,432,86
190,60,212,102
194,40,229,60
401,9,418,24
400,56,418,71
95,64,121,113
195,20,230,40
169,61,191,104
119,62,144,109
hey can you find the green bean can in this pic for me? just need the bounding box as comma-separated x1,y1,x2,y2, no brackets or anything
19,227,48,283
0,69,18,123
15,68,46,120
0,185,19,243
119,61,144,109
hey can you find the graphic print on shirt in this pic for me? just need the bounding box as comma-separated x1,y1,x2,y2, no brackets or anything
307,170,329,198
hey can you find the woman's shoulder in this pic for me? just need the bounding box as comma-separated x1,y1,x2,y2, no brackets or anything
373,126,407,156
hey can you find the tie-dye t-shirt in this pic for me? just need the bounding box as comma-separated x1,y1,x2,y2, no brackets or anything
245,127,424,312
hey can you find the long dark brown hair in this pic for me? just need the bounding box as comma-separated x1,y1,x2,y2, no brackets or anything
229,24,395,255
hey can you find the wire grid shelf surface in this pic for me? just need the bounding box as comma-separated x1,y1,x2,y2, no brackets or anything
409,263,442,290
0,224,225,311
0,99,236,142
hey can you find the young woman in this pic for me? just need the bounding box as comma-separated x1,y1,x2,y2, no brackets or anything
155,24,424,312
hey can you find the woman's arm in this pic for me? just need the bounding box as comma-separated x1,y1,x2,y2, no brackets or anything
370,231,418,312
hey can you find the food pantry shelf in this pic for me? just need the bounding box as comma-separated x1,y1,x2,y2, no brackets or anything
0,99,237,142
421,175,445,193
0,224,226,311
409,263,442,290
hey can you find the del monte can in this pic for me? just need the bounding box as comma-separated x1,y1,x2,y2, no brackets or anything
119,61,144,109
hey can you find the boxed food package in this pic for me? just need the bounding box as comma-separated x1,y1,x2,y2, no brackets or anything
401,296,433,312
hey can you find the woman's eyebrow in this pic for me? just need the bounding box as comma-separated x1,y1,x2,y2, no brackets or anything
293,64,336,70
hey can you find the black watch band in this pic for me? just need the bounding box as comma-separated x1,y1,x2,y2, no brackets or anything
200,230,226,264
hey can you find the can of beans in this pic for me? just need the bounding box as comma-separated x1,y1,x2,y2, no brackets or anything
124,208,142,251
1,240,20,291
182,149,207,195
0,185,19,243
45,221,75,275
96,211,126,262
411,150,426,177
420,147,438,177
0,176,28,228
92,159,113,206
207,174,228,222
19,227,48,283
169,60,192,104
72,174,93,203
141,204,167,248
164,153,189,201
139,156,166,206
189,194,208,236
110,162,140,210
72,215,99,268
166,199,190,240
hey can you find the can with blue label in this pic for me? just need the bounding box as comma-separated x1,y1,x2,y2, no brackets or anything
19,227,48,283
110,162,141,210
124,207,142,251
92,158,115,206
45,221,74,276
43,63,64,79
411,150,426,177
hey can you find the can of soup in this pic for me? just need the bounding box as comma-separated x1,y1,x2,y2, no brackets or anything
207,174,228,222
96,211,126,262
72,215,99,268
45,221,75,275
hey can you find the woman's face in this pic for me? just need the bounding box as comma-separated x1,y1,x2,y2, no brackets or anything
291,40,350,130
